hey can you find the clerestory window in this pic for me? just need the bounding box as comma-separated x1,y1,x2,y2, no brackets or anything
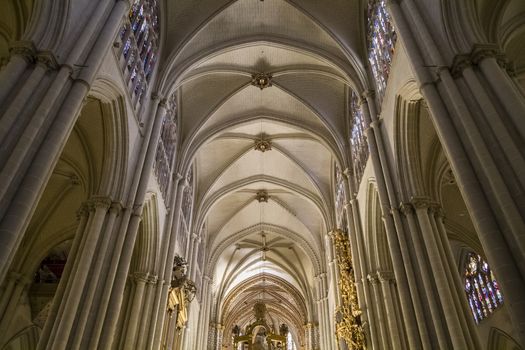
464,252,503,323
367,0,397,106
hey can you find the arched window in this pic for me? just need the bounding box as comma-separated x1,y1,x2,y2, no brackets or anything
181,167,194,226
117,0,160,109
464,253,503,323
154,93,177,200
367,0,397,105
350,91,369,187
335,164,347,229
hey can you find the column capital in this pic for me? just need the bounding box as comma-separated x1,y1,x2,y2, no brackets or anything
370,119,382,129
158,97,169,108
361,89,375,101
398,203,413,216
36,51,60,70
342,167,352,179
434,206,446,219
410,196,431,210
378,270,395,283
470,43,504,65
110,201,124,213
133,272,150,283
367,273,380,285
77,202,90,219
8,40,36,63
89,196,113,210
150,92,164,102
450,54,472,78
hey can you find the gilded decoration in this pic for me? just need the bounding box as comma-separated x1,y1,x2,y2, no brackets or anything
232,302,288,350
330,229,366,350
167,255,196,329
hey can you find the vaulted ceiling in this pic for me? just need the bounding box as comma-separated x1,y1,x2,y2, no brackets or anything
157,0,369,345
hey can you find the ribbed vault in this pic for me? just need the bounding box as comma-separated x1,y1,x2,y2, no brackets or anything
159,0,367,347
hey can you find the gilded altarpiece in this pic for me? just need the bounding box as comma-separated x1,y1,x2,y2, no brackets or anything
331,229,366,350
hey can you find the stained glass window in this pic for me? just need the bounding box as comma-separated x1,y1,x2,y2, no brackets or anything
464,253,503,324
367,0,397,105
116,0,159,108
335,164,346,228
350,91,369,187
154,94,178,200
182,167,194,226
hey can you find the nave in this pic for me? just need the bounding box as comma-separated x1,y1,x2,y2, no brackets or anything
0,0,525,349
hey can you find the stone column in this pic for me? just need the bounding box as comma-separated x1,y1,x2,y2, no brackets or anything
412,198,470,348
42,197,112,350
0,0,130,284
0,272,31,341
360,94,429,349
0,42,34,104
216,324,225,350
190,235,201,281
367,273,389,349
136,274,158,349
69,201,122,349
151,179,188,350
431,207,481,348
345,197,380,350
121,272,150,349
93,96,168,349
195,277,207,350
35,203,90,347
476,50,525,141
378,271,403,350
400,202,450,349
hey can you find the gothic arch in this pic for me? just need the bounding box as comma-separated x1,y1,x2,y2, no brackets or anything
393,81,428,200
23,0,71,53
365,182,393,272
0,88,130,348
2,326,40,350
487,327,522,350
0,0,34,62
130,193,161,275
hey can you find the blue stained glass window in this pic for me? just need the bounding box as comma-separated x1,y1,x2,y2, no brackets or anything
350,91,369,187
464,253,503,324
154,93,178,200
367,0,397,105
123,38,132,58
116,0,160,106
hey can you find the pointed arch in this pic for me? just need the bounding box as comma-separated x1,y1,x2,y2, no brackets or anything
130,193,161,275
487,327,522,350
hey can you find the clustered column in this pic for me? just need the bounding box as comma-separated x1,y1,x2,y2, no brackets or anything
386,0,525,344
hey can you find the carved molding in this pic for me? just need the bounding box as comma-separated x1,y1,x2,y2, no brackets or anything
9,41,36,63
256,190,269,203
36,51,59,70
254,135,272,152
251,72,273,90
377,270,395,283
367,273,379,285
450,43,513,77
398,203,414,216
410,196,431,210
